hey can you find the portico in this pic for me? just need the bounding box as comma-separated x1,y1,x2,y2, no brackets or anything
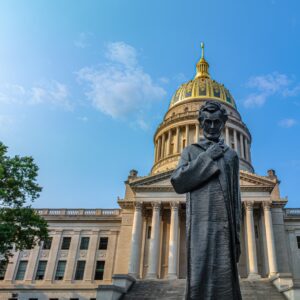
126,178,283,280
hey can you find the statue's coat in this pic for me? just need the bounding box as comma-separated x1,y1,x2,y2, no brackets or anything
171,139,242,300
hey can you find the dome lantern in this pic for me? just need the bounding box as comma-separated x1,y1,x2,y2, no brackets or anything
195,42,210,79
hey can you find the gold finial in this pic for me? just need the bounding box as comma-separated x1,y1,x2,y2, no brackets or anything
201,42,205,59
195,42,210,79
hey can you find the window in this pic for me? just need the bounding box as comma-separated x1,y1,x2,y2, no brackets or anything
99,237,108,250
43,237,53,250
297,236,300,249
94,261,105,280
0,260,8,280
74,260,86,280
80,237,90,250
61,237,71,250
15,260,28,280
55,260,66,280
35,260,47,280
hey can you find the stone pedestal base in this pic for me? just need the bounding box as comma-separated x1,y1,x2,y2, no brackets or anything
247,273,261,281
167,274,178,280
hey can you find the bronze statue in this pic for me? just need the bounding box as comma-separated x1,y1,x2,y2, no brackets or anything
171,101,242,300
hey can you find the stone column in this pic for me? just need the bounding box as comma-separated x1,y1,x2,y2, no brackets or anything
233,129,238,152
157,137,162,160
44,231,62,282
25,244,41,282
168,202,179,279
146,202,161,279
64,230,81,283
166,130,171,156
128,202,143,278
225,126,230,145
4,249,20,282
240,133,245,159
84,230,99,282
263,202,278,277
161,133,165,158
175,127,179,154
245,138,251,162
248,140,252,162
245,202,260,279
103,230,119,281
185,124,189,146
195,124,199,143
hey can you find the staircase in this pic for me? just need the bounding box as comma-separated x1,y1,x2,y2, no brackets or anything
121,279,286,300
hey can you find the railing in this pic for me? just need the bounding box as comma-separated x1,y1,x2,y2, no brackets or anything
284,208,300,217
36,208,121,216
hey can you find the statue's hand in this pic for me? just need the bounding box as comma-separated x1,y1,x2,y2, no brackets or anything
207,144,224,160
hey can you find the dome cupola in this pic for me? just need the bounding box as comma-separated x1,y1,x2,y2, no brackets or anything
151,44,253,174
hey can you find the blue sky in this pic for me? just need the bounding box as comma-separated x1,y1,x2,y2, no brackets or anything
0,0,299,208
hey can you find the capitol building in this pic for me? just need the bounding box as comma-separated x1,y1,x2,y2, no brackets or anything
1,48,300,300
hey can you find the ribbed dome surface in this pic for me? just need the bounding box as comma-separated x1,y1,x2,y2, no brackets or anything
169,77,237,109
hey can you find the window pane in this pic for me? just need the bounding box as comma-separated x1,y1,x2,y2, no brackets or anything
80,237,90,250
55,260,66,280
15,261,28,280
297,236,300,249
74,260,86,280
43,237,53,250
35,260,47,280
61,237,71,250
94,261,105,280
0,260,8,280
99,237,108,250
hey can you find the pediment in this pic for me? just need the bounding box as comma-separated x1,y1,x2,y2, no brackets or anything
240,170,276,188
129,169,276,192
129,170,173,189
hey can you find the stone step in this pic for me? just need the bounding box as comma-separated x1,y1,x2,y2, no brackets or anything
121,278,286,300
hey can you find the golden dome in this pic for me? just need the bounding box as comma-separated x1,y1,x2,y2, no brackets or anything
169,43,237,109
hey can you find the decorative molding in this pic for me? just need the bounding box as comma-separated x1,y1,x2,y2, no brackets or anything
244,201,254,211
134,201,143,211
151,202,161,212
262,201,272,211
170,201,180,211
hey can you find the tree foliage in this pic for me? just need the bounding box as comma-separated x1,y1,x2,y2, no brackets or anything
0,142,48,261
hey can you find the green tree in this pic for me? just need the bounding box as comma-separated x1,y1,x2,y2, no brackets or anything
0,142,48,262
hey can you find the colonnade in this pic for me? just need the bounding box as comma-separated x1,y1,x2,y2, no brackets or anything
128,201,278,279
244,201,278,278
154,124,251,163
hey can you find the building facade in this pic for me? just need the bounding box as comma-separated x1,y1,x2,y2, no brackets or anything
1,48,300,300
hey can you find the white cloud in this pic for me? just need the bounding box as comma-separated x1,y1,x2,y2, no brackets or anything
77,42,166,122
30,81,70,109
105,42,137,67
244,93,268,108
278,118,297,128
0,84,26,104
244,72,291,108
0,81,71,109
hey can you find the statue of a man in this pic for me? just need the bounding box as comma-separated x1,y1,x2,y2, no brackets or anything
171,101,242,300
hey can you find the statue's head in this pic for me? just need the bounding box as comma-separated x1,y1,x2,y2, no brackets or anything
198,101,228,142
